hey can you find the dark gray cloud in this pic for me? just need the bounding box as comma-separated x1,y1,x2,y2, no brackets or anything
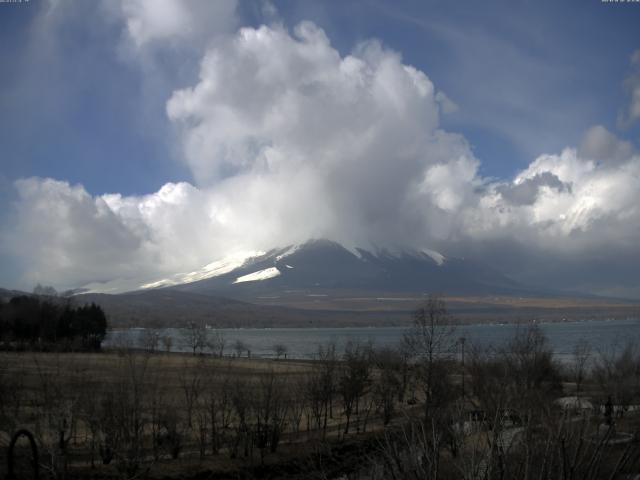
579,125,635,164
497,172,571,206
619,49,640,128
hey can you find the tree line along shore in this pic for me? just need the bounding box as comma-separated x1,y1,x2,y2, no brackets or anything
0,294,107,351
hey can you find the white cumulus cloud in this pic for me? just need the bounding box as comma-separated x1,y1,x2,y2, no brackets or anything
165,22,476,248
2,21,640,298
110,0,238,50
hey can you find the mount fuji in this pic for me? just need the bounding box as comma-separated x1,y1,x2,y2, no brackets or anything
145,239,527,298
76,239,640,327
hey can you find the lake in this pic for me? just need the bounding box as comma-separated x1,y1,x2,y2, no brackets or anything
105,318,640,361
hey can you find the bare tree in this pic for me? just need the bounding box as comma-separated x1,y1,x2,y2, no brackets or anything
157,402,185,459
207,330,226,357
161,335,173,353
273,343,288,360
233,339,248,358
195,394,209,459
140,329,159,353
181,322,209,355
404,294,456,420
148,375,167,462
316,342,338,437
98,352,151,477
180,358,205,429
287,376,308,438
593,340,640,417
373,421,444,480
230,377,251,458
339,340,372,434
502,325,562,418
371,408,640,480
305,369,327,436
252,370,289,463
372,347,403,426
572,338,592,397
32,353,72,479
468,344,510,419
204,365,234,455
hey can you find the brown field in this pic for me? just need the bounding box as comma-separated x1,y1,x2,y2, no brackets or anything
248,290,640,323
4,327,640,479
0,350,413,479
76,287,640,328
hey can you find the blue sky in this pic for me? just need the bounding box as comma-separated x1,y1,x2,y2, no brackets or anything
2,0,638,195
274,0,640,176
1,0,640,296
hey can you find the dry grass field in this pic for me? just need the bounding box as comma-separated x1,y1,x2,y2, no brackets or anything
247,291,640,323
4,321,640,479
0,349,411,479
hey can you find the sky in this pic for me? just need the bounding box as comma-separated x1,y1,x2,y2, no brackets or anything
1,0,640,297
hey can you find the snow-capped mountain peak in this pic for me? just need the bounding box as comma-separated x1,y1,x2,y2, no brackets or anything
153,239,519,297
70,239,516,296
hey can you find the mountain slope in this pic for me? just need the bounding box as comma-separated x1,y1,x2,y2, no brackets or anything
76,289,406,328
165,239,525,298
76,239,633,328
73,239,640,328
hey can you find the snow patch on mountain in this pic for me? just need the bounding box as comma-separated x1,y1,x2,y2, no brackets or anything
275,245,301,261
367,246,446,266
139,279,176,290
422,249,445,266
140,250,265,289
234,267,281,284
343,245,365,259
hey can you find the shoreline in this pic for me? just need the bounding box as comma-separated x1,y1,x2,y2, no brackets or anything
106,315,640,332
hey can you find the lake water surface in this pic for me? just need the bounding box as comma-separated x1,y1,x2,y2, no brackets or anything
106,318,640,361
